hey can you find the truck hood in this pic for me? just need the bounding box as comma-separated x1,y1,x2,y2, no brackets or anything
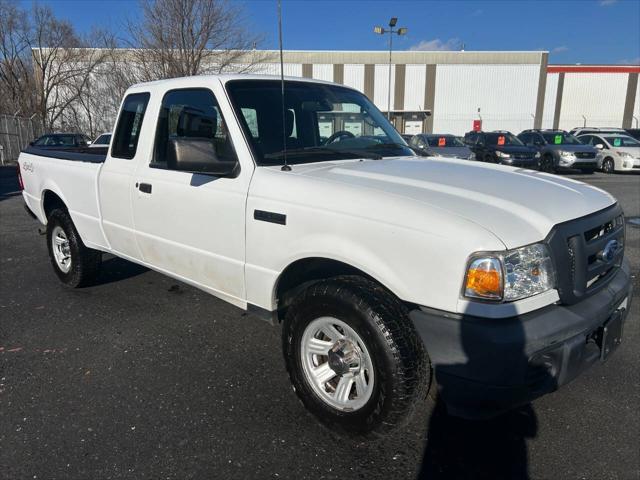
290,156,616,248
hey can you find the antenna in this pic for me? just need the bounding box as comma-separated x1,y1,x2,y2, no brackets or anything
278,0,291,171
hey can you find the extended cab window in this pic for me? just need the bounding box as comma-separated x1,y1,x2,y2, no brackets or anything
112,92,150,159
152,88,237,168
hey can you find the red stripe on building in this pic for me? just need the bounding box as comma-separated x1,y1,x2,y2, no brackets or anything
548,65,640,73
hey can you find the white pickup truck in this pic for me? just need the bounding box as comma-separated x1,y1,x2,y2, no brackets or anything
18,75,632,436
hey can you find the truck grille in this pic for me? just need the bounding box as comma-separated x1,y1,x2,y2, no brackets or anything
546,205,624,305
575,152,596,159
513,153,534,160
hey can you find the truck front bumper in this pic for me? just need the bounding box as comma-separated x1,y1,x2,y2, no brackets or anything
409,259,633,419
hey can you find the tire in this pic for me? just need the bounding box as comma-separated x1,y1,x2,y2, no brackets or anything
540,155,556,173
282,275,431,437
602,158,615,174
483,154,494,163
46,208,102,287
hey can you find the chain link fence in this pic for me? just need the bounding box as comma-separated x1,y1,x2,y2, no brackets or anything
0,114,44,165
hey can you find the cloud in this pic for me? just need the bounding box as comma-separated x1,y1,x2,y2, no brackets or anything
409,38,461,52
599,0,618,5
619,56,640,64
551,45,569,53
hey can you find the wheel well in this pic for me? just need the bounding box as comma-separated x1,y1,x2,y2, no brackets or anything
275,258,386,322
42,190,67,220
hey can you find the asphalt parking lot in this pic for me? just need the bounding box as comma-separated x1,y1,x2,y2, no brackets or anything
0,167,638,480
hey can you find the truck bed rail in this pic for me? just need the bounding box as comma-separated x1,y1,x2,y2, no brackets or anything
22,146,107,164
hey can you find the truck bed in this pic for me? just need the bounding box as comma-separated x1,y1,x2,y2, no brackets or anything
19,148,109,251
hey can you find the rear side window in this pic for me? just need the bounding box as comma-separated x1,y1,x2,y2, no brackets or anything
112,92,150,159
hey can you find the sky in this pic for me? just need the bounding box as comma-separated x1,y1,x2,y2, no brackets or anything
22,0,640,65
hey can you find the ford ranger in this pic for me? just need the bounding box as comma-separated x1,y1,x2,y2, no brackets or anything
18,75,633,436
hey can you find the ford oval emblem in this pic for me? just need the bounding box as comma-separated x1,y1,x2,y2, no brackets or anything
599,239,619,262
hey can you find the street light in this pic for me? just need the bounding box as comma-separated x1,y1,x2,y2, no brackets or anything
374,17,407,120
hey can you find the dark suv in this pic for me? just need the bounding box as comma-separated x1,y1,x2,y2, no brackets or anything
463,130,539,168
518,129,598,173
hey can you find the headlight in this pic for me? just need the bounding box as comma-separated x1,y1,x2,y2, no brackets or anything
464,243,555,302
534,152,541,158
495,151,511,158
618,151,632,158
559,150,575,157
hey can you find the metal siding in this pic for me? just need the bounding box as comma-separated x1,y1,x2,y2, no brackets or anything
558,73,627,130
541,73,559,129
374,64,396,110
343,64,365,92
404,64,426,111
312,64,333,82
254,63,303,77
432,64,539,135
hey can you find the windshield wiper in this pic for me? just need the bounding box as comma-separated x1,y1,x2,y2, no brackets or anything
264,146,382,161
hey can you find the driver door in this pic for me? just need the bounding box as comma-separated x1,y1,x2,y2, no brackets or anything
131,85,251,307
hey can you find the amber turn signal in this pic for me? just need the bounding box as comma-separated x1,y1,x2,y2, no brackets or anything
464,257,503,300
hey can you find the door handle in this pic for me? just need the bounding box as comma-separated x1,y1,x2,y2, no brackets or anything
138,182,152,194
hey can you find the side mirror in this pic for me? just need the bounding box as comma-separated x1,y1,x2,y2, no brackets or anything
167,137,238,176
595,144,604,150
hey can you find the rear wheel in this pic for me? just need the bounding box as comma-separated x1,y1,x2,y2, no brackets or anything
602,158,615,174
46,209,102,287
282,276,431,437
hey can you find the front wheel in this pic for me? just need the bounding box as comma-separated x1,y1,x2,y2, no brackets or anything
539,155,556,173
602,158,615,174
46,209,102,287
282,276,431,437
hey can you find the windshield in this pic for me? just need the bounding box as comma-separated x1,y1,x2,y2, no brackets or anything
604,135,640,147
541,132,582,145
94,134,111,145
35,135,76,146
485,133,524,146
226,80,413,166
425,135,465,147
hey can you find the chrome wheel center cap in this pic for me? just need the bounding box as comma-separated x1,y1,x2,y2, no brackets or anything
327,339,362,376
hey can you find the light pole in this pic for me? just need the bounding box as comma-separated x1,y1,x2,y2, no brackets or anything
374,18,407,120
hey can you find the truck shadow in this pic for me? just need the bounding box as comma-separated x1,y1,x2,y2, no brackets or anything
418,306,557,480
93,256,149,286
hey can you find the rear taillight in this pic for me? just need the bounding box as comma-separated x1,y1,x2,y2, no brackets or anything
17,164,24,191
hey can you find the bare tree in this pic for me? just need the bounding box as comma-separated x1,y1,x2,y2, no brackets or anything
126,0,270,81
0,0,37,116
30,5,114,131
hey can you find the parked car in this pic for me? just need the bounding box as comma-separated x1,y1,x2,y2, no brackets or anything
463,130,539,168
89,132,112,148
30,133,91,149
578,133,640,173
517,129,598,173
569,127,627,137
624,128,640,141
17,75,632,436
409,134,475,160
